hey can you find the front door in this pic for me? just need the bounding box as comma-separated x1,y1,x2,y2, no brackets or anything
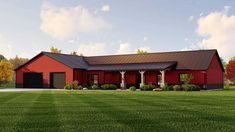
135,73,141,88
157,74,162,86
89,74,99,84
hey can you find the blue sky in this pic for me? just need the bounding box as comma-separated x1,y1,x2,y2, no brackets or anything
0,0,235,61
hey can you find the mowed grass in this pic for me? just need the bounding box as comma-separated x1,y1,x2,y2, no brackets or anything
0,90,235,132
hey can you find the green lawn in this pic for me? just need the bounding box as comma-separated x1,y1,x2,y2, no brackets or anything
0,90,235,132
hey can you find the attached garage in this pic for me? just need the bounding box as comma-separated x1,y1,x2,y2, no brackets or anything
23,73,43,88
50,72,66,89
15,52,76,88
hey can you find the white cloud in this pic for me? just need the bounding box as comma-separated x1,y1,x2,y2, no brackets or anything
116,42,131,54
116,42,151,54
40,2,110,39
199,12,204,17
224,6,230,13
101,5,110,12
143,37,148,42
188,16,194,21
77,42,107,56
0,36,13,59
68,39,75,43
196,6,235,58
181,42,204,51
184,38,189,42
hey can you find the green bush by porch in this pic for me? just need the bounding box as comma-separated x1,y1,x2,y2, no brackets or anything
140,84,155,91
101,84,117,90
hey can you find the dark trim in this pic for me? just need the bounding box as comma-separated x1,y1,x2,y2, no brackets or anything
103,71,106,84
206,84,223,89
205,71,207,89
72,69,75,81
16,83,23,88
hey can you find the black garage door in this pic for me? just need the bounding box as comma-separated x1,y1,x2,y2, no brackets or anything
50,72,66,89
23,73,43,88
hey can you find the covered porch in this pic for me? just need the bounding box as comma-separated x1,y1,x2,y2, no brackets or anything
87,62,177,89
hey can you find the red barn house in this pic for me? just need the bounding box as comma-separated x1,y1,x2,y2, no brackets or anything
15,49,224,89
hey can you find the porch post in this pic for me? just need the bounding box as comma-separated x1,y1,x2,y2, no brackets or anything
139,70,145,88
120,71,126,89
160,70,165,87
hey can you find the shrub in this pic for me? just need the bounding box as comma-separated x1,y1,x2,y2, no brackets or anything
101,84,117,90
191,85,200,91
224,80,231,90
64,84,72,90
92,84,99,90
173,85,181,91
72,80,79,90
182,84,200,91
140,85,155,91
78,85,83,90
82,84,90,89
161,85,173,91
129,86,136,91
0,81,15,88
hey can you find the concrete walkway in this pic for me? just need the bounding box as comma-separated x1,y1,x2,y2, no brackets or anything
0,88,63,92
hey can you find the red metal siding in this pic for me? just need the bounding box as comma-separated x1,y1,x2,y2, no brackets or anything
165,70,206,85
104,71,120,84
124,71,136,84
73,69,84,84
145,71,159,84
16,54,73,87
207,54,223,84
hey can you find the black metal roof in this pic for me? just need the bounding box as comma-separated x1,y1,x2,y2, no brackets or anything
87,62,177,71
15,49,223,71
43,52,88,69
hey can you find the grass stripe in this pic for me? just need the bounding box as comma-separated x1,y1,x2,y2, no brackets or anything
0,90,234,131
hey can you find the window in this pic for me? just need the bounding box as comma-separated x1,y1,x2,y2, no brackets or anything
180,74,193,84
93,75,98,84
157,74,162,85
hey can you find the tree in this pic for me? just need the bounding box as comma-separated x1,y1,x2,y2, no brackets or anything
231,56,235,61
136,49,147,54
0,54,6,61
70,51,78,55
9,56,29,69
50,46,62,53
220,57,227,70
0,60,13,84
226,58,235,84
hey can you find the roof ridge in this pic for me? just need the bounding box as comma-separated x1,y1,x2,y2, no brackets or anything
41,49,217,58
41,51,86,57
83,49,217,58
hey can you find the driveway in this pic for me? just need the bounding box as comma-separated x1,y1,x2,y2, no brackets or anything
0,88,63,92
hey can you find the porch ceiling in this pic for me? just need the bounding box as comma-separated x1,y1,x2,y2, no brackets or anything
87,62,177,71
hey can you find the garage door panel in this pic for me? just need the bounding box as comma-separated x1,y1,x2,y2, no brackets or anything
50,73,66,89
23,73,43,88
